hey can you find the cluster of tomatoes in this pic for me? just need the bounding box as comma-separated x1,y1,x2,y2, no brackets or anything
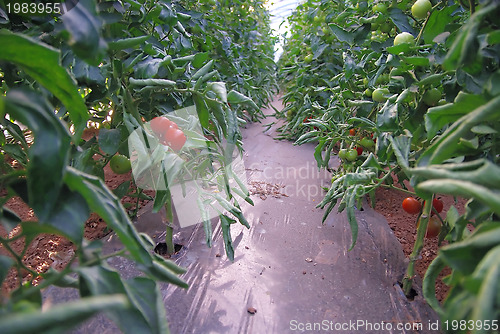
338,128,377,162
150,116,187,152
402,197,444,238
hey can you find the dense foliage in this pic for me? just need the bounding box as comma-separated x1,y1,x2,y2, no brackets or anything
278,0,500,330
0,0,276,332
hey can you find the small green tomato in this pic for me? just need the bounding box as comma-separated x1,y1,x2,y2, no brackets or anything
394,32,414,46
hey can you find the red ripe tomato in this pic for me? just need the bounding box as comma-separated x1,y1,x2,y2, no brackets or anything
161,128,187,151
424,198,445,215
432,198,444,214
349,128,356,136
402,197,421,215
150,117,173,136
356,146,363,155
418,216,441,238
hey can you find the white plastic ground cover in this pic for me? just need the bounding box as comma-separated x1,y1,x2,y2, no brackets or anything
43,99,439,333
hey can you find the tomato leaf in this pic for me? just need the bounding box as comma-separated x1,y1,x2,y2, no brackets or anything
0,255,14,288
0,30,89,136
425,92,486,139
99,128,122,155
422,5,458,45
220,214,235,261
5,90,71,222
62,0,106,66
388,7,417,36
0,295,128,334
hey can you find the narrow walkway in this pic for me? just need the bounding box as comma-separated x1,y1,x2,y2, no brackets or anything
157,97,439,333
46,97,439,333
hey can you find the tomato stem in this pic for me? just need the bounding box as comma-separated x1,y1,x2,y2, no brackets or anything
402,195,434,296
165,189,175,255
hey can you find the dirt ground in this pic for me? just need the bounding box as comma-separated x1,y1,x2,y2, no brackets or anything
374,185,467,302
0,135,462,305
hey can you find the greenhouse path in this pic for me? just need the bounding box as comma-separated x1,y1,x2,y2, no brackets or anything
44,97,439,333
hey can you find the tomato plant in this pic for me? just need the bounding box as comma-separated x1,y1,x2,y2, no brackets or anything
402,197,421,215
0,0,276,332
278,0,500,328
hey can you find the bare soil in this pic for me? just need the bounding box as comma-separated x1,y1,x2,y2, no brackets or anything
374,185,467,302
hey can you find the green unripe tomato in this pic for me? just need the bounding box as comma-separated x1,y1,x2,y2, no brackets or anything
363,77,369,86
109,154,131,174
372,87,390,102
437,99,447,106
304,54,313,63
322,26,329,35
313,15,322,23
373,3,387,13
375,73,389,85
346,149,358,162
379,22,392,33
338,149,348,160
364,88,373,97
360,137,375,149
412,0,432,20
423,88,441,106
394,32,414,46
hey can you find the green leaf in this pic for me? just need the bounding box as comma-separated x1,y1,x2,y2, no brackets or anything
388,133,412,170
401,56,429,67
470,245,500,325
0,295,129,334
78,266,169,334
129,78,176,87
417,179,500,216
0,206,21,233
0,255,14,288
227,90,258,110
0,30,89,136
422,5,457,45
113,181,131,199
328,23,354,45
99,128,122,155
42,186,89,243
345,186,359,251
419,94,500,166
108,35,149,50
5,90,72,222
191,59,214,80
192,52,209,69
220,214,235,261
207,82,227,103
193,94,210,128
64,167,152,265
439,224,500,275
62,0,106,65
388,7,416,36
376,101,398,132
425,92,486,139
0,7,9,24
422,255,446,317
